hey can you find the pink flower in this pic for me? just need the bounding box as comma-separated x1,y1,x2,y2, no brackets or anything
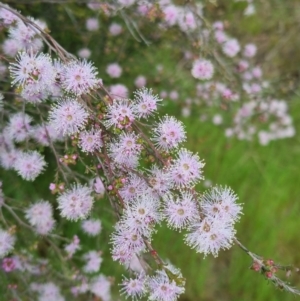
213,21,224,31
7,112,32,142
79,128,102,152
77,47,91,59
252,66,262,78
14,151,47,181
9,20,43,52
147,165,172,197
237,60,249,72
222,39,240,57
148,269,185,301
57,184,94,220
133,88,161,118
152,116,186,150
35,282,65,300
92,177,105,195
90,275,111,301
106,63,122,78
214,30,227,43
2,39,20,57
201,186,242,223
86,17,99,31
212,114,223,125
62,60,99,95
65,235,80,258
120,274,146,300
243,43,257,58
2,257,17,272
49,183,56,191
83,251,103,273
9,51,56,93
109,23,122,36
163,192,198,230
178,11,197,31
185,217,236,257
191,59,214,80
111,226,146,256
25,200,55,235
0,6,20,25
137,3,151,15
109,84,128,100
104,99,135,129
49,98,89,136
119,175,148,203
163,5,179,26
0,148,20,171
0,229,15,258
171,149,205,188
81,219,102,236
108,132,142,168
134,75,147,88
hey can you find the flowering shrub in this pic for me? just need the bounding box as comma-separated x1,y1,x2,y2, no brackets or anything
0,1,299,300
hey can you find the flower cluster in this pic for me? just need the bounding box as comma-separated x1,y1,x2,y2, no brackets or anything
1,2,297,301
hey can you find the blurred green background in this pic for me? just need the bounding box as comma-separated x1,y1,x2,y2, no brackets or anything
2,1,300,300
